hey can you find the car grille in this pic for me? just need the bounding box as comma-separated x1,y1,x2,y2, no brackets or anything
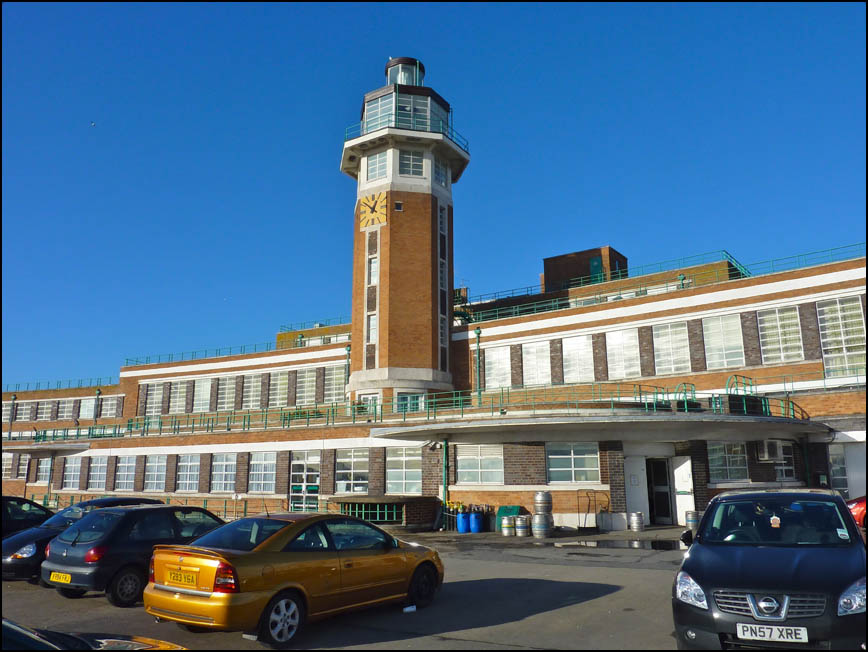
713,591,826,619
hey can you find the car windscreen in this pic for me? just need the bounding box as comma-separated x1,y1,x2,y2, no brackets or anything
191,517,290,551
699,498,855,546
41,504,94,529
57,511,124,544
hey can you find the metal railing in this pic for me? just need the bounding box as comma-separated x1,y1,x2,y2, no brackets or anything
3,377,117,393
279,317,351,333
345,112,470,153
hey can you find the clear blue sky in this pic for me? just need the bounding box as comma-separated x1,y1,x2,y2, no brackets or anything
2,2,865,386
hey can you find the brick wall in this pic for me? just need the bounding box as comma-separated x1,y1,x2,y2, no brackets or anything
687,319,707,372
165,455,178,493
105,456,117,491
320,449,336,495
421,445,443,496
368,447,385,496
198,454,212,493
601,441,625,512
550,338,564,384
746,442,776,483
235,452,250,494
807,443,831,486
740,312,762,367
51,457,64,492
133,456,146,492
275,451,290,495
638,326,655,377
798,302,822,361
510,345,523,388
78,457,90,491
503,442,546,484
592,333,608,381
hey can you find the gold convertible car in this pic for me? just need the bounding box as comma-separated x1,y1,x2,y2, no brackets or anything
143,513,443,647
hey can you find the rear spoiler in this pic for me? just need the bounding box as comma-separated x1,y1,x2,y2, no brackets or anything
152,545,240,560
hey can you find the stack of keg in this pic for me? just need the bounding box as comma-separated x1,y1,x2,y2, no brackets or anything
531,491,554,539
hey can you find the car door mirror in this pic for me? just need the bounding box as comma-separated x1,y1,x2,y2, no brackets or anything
680,529,693,546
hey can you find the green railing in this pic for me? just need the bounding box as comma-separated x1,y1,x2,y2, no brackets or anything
3,377,117,393
279,316,352,333
339,503,403,524
726,375,757,395
345,112,470,153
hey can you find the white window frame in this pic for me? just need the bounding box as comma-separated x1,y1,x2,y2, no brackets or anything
14,402,32,421
323,366,345,404
386,447,422,495
366,314,378,344
168,382,187,415
16,453,30,479
434,157,448,187
62,457,82,490
367,256,379,285
193,378,212,413
176,454,200,492
366,151,387,181
144,384,164,417
484,346,511,390
774,442,796,481
652,322,691,375
707,442,749,482
295,369,317,407
210,453,236,493
398,150,424,176
702,314,746,370
522,341,552,387
335,448,369,494
241,374,262,410
216,377,236,412
115,456,136,491
456,444,504,484
79,398,96,420
36,458,51,484
562,335,595,384
1,453,12,479
248,452,276,493
606,328,641,380
56,400,73,421
87,456,108,490
99,396,118,419
816,296,866,377
757,307,804,365
828,443,849,498
268,372,288,408
144,455,167,492
1,402,11,423
36,402,53,421
546,443,600,483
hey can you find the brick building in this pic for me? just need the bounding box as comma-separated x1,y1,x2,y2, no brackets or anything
3,59,866,530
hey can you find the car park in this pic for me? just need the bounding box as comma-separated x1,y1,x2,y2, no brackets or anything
672,489,866,650
3,497,163,581
1,617,186,650
41,504,224,607
2,496,54,538
144,513,444,647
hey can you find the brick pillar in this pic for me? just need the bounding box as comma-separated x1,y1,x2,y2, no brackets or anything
592,333,609,381
133,456,146,492
503,442,546,485
51,457,65,492
550,339,564,385
475,349,485,393
234,376,244,410
235,452,250,494
165,455,178,493
50,401,59,421
747,442,776,482
798,302,822,361
185,381,195,413
275,451,290,495
115,396,125,418
260,374,270,409
161,382,171,415
72,400,81,421
315,367,326,404
368,447,385,496
287,371,298,407
29,403,38,421
601,441,625,512
27,457,39,483
686,319,707,372
422,445,443,496
510,345,523,388
209,380,219,412
198,454,212,493
740,312,762,367
79,457,90,491
105,457,117,491
320,449,336,495
638,326,655,377
136,385,148,416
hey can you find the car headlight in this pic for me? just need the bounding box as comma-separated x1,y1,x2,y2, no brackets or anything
838,577,866,616
11,543,36,559
675,571,708,610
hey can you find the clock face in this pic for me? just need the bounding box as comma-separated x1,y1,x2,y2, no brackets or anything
359,192,387,229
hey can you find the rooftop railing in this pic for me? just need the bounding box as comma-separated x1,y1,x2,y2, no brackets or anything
345,113,470,153
3,377,117,393
279,316,351,333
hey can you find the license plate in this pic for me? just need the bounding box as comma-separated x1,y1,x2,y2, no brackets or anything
737,623,808,643
49,572,71,584
167,570,196,586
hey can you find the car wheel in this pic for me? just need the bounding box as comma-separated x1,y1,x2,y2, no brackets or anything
408,564,437,608
259,590,305,648
57,587,87,599
106,567,145,608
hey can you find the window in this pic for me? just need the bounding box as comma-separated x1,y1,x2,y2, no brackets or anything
249,452,276,493
14,402,31,421
522,341,551,386
193,378,212,413
364,94,393,133
396,393,423,413
431,100,448,133
774,442,796,481
484,346,511,390
1,402,11,423
62,457,82,489
296,369,316,406
562,335,595,384
177,454,200,492
702,315,745,370
396,93,429,130
79,398,96,420
36,458,51,483
336,448,369,493
144,455,167,491
290,450,321,512
173,508,223,538
828,444,848,498
434,157,448,186
144,384,164,417
438,204,447,235
366,314,378,344
210,453,236,493
242,375,262,410
169,382,187,414
606,328,641,380
36,402,53,421
324,366,345,404
439,260,447,289
99,396,119,418
707,442,748,482
324,518,388,550
816,297,866,377
366,151,387,181
653,322,691,375
398,150,424,176
115,456,136,491
285,523,329,551
56,400,73,421
546,443,600,482
757,307,804,364
88,456,107,490
367,257,378,285
456,445,504,484
386,447,422,494
1,453,11,479
16,453,30,479
216,377,236,412
394,201,403,211
268,371,288,408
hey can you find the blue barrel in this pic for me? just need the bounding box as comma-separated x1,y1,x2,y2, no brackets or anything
456,512,470,534
469,512,483,533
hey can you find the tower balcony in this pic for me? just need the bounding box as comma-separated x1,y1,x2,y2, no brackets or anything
344,113,469,154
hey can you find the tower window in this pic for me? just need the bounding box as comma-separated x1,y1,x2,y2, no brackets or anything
367,315,378,343
399,150,424,176
394,202,403,211
434,158,448,187
367,257,378,285
367,151,387,181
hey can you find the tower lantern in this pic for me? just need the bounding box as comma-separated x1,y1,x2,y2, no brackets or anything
340,58,470,410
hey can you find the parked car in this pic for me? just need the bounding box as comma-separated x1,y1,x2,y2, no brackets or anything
3,497,163,581
1,617,186,650
2,496,53,538
846,495,865,531
672,489,866,650
41,504,224,607
144,513,444,647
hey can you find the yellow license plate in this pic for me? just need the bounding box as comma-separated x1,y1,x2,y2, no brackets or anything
168,570,196,586
50,572,71,584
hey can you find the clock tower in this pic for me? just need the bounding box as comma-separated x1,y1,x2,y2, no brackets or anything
340,58,470,408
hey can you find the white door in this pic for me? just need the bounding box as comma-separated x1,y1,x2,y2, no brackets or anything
624,456,650,526
672,456,695,527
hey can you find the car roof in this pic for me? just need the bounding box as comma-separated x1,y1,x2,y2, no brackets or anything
100,503,205,514
73,497,163,508
713,489,843,502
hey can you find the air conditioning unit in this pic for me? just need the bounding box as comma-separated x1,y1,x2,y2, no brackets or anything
756,440,785,463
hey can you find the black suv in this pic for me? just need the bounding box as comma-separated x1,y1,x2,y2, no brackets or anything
42,504,224,607
3,496,162,581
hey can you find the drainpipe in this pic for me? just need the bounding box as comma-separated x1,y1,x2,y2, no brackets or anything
442,439,449,511
474,327,482,406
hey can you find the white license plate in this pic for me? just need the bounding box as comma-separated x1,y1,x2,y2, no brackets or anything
737,623,808,643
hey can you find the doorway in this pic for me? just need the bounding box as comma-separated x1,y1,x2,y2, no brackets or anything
646,458,674,525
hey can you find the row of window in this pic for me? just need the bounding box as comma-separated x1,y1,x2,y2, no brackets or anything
366,149,449,187
707,441,796,482
483,297,866,388
2,396,121,423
